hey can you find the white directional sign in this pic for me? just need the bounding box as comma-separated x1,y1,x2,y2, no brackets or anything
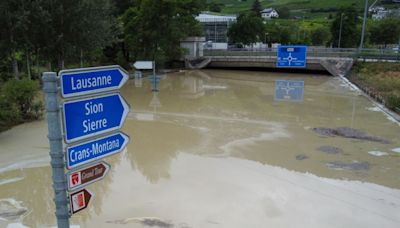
60,65,129,98
133,61,154,70
62,93,130,143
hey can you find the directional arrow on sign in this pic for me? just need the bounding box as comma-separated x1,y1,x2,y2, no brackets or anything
66,161,111,191
62,93,130,143
69,189,93,214
60,65,129,98
133,61,154,70
66,132,129,169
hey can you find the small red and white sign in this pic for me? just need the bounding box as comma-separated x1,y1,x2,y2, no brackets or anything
69,189,92,214
66,161,110,191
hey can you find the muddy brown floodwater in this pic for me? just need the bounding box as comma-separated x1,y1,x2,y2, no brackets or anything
0,69,400,228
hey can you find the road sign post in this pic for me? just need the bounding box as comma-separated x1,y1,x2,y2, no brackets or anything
69,189,93,214
133,61,154,70
43,65,130,222
62,93,129,143
43,72,70,228
60,65,129,98
276,45,307,68
66,132,129,169
67,161,111,191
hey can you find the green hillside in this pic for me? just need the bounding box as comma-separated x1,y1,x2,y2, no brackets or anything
213,0,376,17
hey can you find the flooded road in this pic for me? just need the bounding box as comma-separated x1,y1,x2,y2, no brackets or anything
1,69,400,227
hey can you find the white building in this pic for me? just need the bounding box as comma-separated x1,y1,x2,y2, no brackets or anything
195,13,237,49
260,8,279,19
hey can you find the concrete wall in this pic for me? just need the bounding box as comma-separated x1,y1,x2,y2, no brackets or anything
205,56,354,76
180,37,206,59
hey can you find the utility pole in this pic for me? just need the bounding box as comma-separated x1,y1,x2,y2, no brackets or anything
359,0,369,52
338,13,344,48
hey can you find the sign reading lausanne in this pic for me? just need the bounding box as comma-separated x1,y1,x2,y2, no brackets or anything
66,132,129,169
62,93,129,143
60,65,129,98
276,45,307,68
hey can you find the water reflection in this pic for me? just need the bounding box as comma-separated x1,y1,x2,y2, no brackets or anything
121,69,400,188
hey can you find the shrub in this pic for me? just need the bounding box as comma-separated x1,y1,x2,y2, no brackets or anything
0,96,21,132
1,79,43,121
385,92,400,111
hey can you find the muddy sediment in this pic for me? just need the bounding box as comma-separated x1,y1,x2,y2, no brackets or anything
313,127,391,144
317,146,343,154
326,161,370,171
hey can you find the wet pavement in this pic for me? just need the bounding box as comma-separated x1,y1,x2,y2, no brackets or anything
0,69,399,227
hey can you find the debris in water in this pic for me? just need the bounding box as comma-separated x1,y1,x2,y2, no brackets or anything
312,127,390,144
295,154,309,160
317,146,343,154
326,161,370,171
368,151,388,157
0,199,27,221
106,217,173,227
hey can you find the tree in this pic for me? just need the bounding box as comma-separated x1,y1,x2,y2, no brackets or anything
277,7,290,19
122,0,205,65
369,17,400,48
330,4,361,48
264,21,295,44
311,27,330,46
0,0,30,79
251,0,262,17
208,2,223,13
228,12,265,46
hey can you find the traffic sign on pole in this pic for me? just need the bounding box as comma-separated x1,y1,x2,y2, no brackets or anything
275,80,304,102
69,189,93,214
66,132,129,169
133,61,154,70
276,46,307,68
66,161,111,191
60,65,129,98
62,93,130,143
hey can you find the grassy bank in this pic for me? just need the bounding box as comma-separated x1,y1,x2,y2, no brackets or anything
349,62,400,112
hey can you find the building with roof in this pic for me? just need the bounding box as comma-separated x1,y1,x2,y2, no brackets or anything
195,13,237,49
260,8,279,19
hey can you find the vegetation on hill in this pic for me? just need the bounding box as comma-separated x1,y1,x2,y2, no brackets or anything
213,0,378,18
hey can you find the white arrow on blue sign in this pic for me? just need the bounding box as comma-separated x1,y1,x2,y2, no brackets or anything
66,132,129,169
60,65,129,98
62,93,130,143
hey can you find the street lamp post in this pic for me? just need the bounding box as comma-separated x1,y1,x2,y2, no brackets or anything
359,0,369,52
338,13,344,48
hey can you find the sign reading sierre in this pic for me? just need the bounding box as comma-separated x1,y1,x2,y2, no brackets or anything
67,161,110,191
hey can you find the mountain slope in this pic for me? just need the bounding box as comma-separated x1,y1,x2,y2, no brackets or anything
214,0,375,15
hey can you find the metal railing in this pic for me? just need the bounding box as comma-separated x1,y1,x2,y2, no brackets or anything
204,47,400,60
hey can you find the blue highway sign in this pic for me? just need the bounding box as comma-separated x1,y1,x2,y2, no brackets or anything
66,132,129,169
62,93,130,143
276,46,307,68
275,80,304,102
60,65,129,98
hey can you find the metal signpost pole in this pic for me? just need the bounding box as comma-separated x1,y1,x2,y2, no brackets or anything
42,72,70,228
